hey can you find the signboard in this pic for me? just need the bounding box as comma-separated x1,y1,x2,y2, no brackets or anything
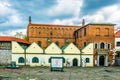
51,58,63,68
49,57,65,71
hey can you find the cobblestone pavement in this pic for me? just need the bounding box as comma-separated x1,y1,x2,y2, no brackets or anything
0,67,120,80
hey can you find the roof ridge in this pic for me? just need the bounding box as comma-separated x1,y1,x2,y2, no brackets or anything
29,23,80,27
0,36,30,44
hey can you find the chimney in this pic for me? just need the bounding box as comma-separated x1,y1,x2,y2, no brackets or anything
82,19,85,26
29,16,32,24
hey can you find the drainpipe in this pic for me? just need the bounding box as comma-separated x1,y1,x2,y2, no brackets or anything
80,50,82,67
23,46,27,66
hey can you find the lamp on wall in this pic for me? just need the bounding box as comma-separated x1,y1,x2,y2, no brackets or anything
65,38,68,42
47,38,52,42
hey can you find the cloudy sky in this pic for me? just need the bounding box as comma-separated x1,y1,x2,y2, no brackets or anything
0,0,120,36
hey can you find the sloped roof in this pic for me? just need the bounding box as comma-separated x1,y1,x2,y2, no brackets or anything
26,42,43,53
75,22,115,32
45,42,62,54
0,36,30,44
115,30,120,37
88,23,115,26
61,45,68,50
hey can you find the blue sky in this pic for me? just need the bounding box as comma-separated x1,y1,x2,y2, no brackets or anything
0,0,120,36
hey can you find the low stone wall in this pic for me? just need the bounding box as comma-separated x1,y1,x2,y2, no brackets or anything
0,50,12,64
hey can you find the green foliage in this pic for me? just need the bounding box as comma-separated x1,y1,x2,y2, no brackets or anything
23,35,28,40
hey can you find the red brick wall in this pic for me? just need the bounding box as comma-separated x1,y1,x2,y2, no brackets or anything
27,24,79,48
76,24,115,49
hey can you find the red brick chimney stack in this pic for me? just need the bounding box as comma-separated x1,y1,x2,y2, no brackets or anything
82,19,85,26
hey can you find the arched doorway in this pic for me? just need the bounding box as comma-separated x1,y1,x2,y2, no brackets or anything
73,58,78,66
99,55,105,66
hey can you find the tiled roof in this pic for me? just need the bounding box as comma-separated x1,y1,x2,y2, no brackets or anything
0,36,30,44
61,45,68,50
88,23,115,26
115,30,120,37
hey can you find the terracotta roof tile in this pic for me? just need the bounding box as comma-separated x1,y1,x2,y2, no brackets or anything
115,30,120,37
0,36,30,44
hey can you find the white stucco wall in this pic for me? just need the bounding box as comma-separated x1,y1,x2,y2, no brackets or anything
64,43,80,54
115,38,120,50
81,43,94,67
12,54,25,65
26,54,43,66
11,42,94,67
81,55,93,67
45,43,62,54
12,54,81,67
26,42,43,53
81,43,93,54
12,41,24,53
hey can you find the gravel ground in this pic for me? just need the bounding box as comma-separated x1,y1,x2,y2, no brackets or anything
0,67,120,80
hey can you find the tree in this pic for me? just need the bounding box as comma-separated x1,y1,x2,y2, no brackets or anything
23,35,28,40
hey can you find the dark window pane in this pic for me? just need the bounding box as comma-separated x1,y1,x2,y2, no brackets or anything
18,57,25,63
32,57,39,63
86,58,89,63
117,42,120,46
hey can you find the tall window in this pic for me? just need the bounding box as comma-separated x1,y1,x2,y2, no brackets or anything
32,57,39,63
107,44,110,49
84,42,87,47
75,32,78,38
84,28,86,36
18,57,25,63
117,42,120,46
94,43,98,49
85,58,90,63
104,28,109,37
100,42,105,49
80,30,82,38
96,28,100,36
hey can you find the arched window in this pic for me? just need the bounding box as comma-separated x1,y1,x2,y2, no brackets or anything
37,41,42,47
107,44,110,49
18,57,25,63
85,58,90,63
100,42,105,49
32,57,39,63
94,43,98,49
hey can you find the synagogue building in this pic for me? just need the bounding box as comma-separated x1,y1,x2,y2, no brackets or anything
27,17,115,66
27,17,80,48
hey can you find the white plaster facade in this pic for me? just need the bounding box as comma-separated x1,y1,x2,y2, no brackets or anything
81,43,94,67
45,43,62,54
26,42,43,53
63,43,80,54
115,37,120,51
12,42,94,67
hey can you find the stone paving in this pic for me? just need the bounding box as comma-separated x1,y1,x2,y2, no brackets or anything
0,67,120,80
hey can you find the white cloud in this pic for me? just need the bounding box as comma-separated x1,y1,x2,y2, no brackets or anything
0,0,25,27
0,29,27,36
53,17,81,25
83,4,120,26
48,0,83,17
52,3,120,27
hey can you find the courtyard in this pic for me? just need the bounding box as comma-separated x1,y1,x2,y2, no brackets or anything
0,66,120,80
